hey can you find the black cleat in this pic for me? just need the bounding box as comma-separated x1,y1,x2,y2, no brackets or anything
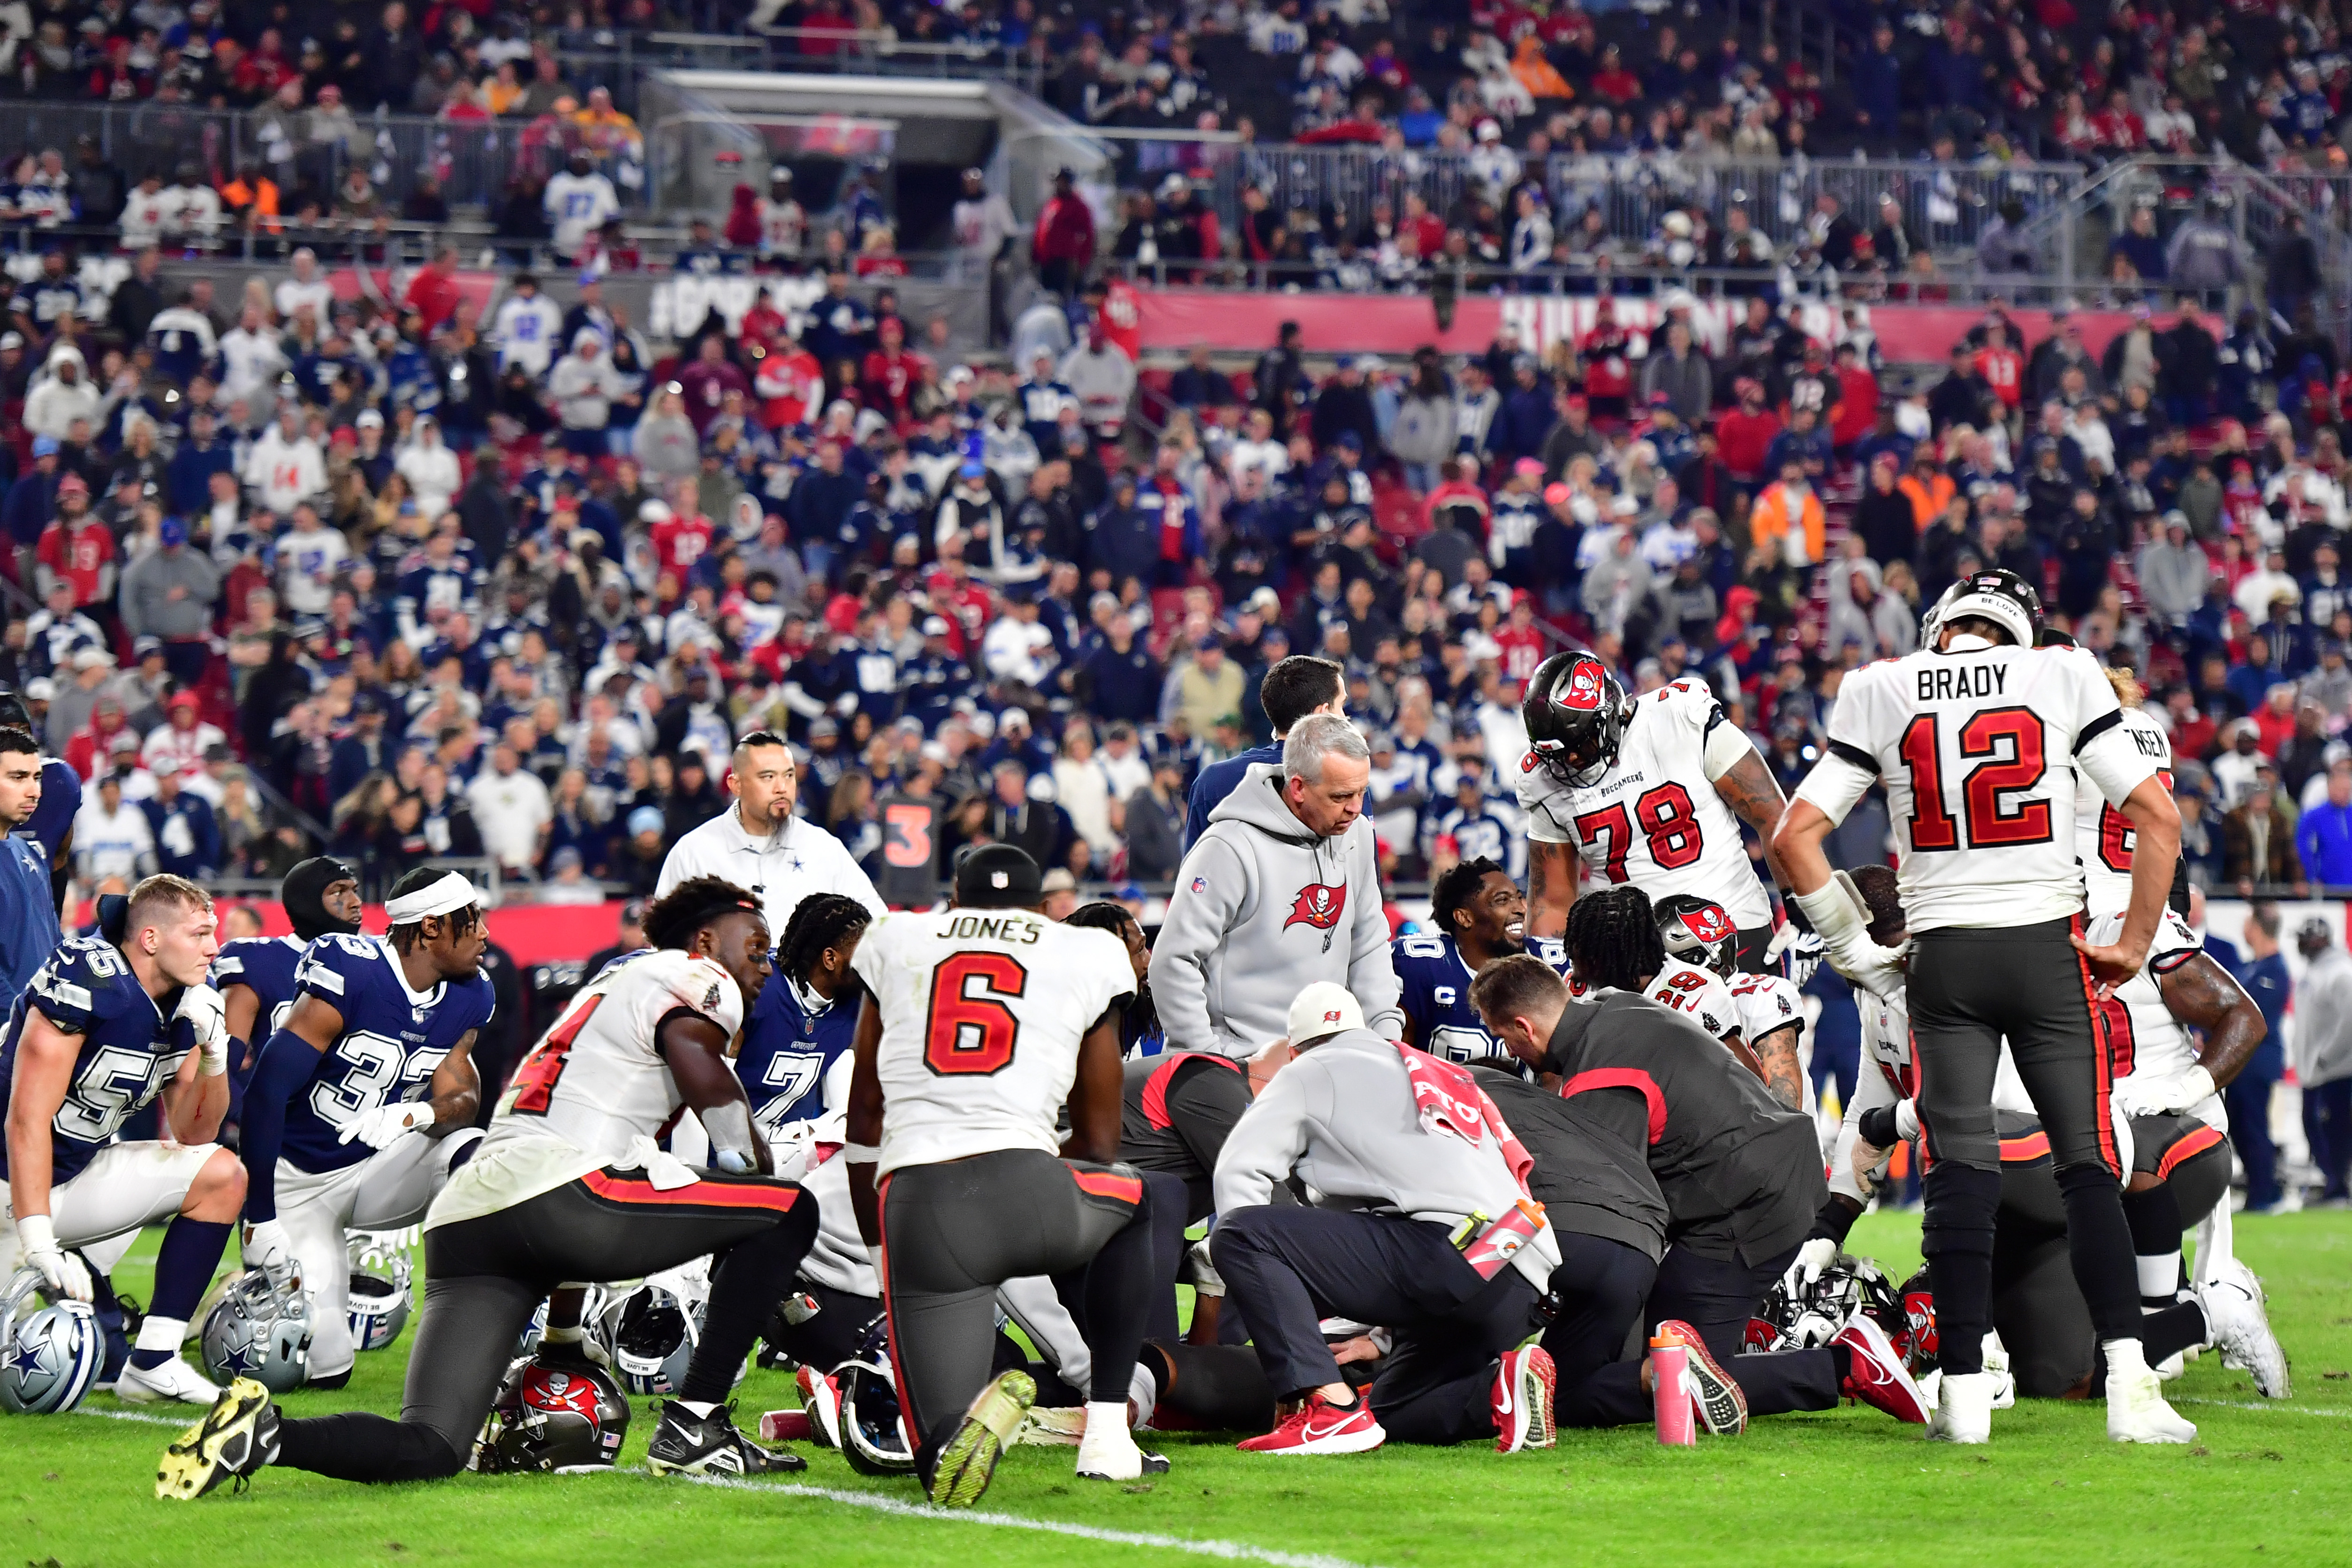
646,1401,806,1476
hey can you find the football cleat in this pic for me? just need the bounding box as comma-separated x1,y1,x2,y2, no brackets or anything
645,1401,804,1476
1493,1345,1556,1454
927,1370,1035,1507
1656,1321,1745,1436
117,1353,222,1406
1835,1314,1930,1423
2196,1259,2290,1400
1980,1332,2016,1409
2104,1341,2197,1444
797,1365,843,1448
1927,1370,1994,1444
156,1377,279,1500
1075,1406,1170,1482
1237,1391,1386,1455
1018,1403,1088,1446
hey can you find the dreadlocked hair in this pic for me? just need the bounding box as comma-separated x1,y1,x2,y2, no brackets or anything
1062,900,1158,1045
1063,900,1138,938
1431,856,1506,936
387,866,481,953
776,893,872,985
1566,886,1665,992
643,875,765,951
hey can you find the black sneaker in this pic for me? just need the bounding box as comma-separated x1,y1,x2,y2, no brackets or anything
646,1401,805,1476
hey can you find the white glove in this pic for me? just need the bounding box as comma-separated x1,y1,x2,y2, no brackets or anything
1772,927,1825,987
1792,877,1910,1001
15,1215,91,1302
1895,1099,1921,1141
337,1101,433,1149
176,981,230,1077
1783,1236,1838,1296
2112,1066,2216,1119
243,1218,293,1272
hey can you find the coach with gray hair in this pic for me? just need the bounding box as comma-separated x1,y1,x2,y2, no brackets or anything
1151,713,1403,1057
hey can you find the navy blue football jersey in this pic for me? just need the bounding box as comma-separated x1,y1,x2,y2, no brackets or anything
280,933,496,1173
1392,932,1566,1066
0,937,189,1182
211,935,308,1092
735,975,857,1141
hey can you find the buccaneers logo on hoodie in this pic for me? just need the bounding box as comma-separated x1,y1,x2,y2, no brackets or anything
1284,882,1347,931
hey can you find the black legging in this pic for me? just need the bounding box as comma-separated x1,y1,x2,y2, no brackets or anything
1539,1232,1658,1428
879,1149,1160,1471
273,1167,815,1483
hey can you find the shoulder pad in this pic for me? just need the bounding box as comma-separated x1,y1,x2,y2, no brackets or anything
295,932,384,1000
652,949,745,1038
29,938,137,1032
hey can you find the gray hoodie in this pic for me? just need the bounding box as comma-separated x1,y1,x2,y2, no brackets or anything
1212,1027,1562,1291
1150,762,1403,1058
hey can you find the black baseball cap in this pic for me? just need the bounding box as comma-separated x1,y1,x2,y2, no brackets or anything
954,844,1043,909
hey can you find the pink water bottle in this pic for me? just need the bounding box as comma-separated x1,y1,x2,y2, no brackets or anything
1651,1333,1696,1447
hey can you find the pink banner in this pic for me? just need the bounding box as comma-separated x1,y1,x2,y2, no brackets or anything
200,898,623,966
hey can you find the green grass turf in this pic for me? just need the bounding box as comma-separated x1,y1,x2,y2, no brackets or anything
9,1210,2352,1567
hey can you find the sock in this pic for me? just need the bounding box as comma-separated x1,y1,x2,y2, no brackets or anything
1920,1163,2001,1376
2124,1182,2185,1304
2140,1301,2208,1369
675,1399,719,1419
1075,1401,1142,1477
149,1218,234,1322
2137,1253,2184,1306
2057,1166,2146,1342
129,1313,187,1372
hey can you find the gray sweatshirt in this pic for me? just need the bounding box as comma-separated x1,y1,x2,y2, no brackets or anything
119,545,220,641
2297,947,2352,1087
1212,1027,1562,1291
1150,763,1403,1057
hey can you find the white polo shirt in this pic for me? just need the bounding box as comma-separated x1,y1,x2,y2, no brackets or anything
655,802,889,937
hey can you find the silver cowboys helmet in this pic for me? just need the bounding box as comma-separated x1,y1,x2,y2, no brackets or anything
199,1263,313,1394
345,1235,413,1354
603,1271,707,1397
837,1313,917,1475
471,1356,631,1473
0,1266,101,1414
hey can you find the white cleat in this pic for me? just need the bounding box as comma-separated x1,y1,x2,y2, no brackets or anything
115,1354,222,1406
1926,1370,1993,1444
2104,1340,2197,1444
2197,1260,2291,1400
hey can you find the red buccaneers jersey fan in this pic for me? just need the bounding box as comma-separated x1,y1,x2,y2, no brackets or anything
1516,651,1793,970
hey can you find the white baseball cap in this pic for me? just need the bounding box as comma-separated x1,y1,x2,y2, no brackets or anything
1288,982,1363,1047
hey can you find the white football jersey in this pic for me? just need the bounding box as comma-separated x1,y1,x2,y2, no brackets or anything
2076,705,2173,919
1796,643,2157,932
852,909,1134,1177
1517,676,1772,929
1829,983,1910,1204
490,948,745,1163
1728,970,1814,1113
1571,956,1739,1039
2085,907,2229,1117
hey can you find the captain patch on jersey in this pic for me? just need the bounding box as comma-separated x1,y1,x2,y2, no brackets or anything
1394,931,1565,1064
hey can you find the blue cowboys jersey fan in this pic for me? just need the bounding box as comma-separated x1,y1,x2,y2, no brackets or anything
0,937,192,1182
1391,931,1568,1065
735,972,857,1142
280,933,496,1172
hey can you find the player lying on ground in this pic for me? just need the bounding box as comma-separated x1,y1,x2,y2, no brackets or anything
158,875,819,1499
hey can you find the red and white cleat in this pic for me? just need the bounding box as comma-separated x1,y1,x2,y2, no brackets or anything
1835,1313,1932,1423
1236,1391,1386,1455
1493,1345,1556,1454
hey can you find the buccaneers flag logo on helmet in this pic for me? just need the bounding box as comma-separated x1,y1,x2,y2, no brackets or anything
1556,658,1606,712
1672,903,1736,945
1284,883,1348,931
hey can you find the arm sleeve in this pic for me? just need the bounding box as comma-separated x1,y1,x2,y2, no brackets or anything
1146,837,1248,1053
1210,1061,1316,1216
1164,1059,1254,1176
237,1027,321,1223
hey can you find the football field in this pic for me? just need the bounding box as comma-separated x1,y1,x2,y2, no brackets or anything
10,1209,2352,1568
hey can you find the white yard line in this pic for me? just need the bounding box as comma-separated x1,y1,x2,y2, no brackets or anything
629,1469,1389,1568
71,1405,188,1426
2177,1399,2352,1419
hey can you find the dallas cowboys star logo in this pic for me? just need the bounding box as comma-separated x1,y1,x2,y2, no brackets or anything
222,1341,264,1376
8,1339,51,1379
784,852,806,873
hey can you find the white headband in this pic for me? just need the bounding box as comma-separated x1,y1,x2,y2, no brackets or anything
385,871,482,924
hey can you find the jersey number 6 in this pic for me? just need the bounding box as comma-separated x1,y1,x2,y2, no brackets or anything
924,952,1026,1076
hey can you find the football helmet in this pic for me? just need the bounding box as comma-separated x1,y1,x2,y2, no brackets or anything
1655,894,1739,977
471,1358,631,1474
604,1270,707,1397
836,1314,917,1475
1522,651,1629,788
0,1266,101,1414
1921,568,2042,650
1897,1267,1938,1374
198,1264,313,1394
1747,1253,1903,1354
345,1235,412,1354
